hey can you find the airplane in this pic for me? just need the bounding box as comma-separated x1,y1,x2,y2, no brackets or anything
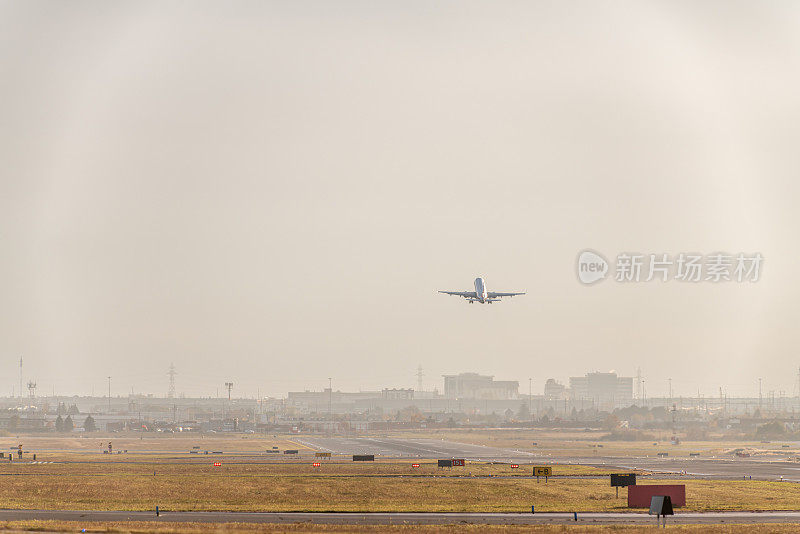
439,277,525,304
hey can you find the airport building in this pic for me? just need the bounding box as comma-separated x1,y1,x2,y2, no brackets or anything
544,379,567,401
442,373,519,400
286,389,380,412
569,371,633,411
382,388,414,400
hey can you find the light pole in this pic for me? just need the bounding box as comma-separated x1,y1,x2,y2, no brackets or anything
328,378,332,432
759,378,763,411
642,378,646,407
528,378,532,421
107,376,111,414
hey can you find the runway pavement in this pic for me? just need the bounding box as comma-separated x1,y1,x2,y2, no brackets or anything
293,436,536,461
586,456,800,482
1,509,800,525
294,436,800,481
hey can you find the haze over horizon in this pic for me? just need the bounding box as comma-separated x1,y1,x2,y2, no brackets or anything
2,1,799,400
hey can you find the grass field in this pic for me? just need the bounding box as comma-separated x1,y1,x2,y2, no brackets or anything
0,434,798,516
403,430,800,459
2,521,800,533
0,458,612,477
5,432,797,460
0,465,797,512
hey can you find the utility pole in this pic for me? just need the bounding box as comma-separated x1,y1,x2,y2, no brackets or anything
107,376,111,414
795,367,800,399
328,377,332,430
224,382,233,422
19,357,23,402
759,377,763,410
668,378,673,401
636,367,642,403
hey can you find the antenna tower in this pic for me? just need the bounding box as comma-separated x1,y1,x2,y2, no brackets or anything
167,363,177,398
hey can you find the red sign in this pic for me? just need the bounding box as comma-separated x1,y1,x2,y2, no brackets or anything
451,459,465,467
213,462,221,467
628,485,685,508
510,464,519,469
312,462,321,467
411,463,420,468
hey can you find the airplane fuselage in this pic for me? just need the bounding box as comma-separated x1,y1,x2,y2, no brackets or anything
473,277,488,303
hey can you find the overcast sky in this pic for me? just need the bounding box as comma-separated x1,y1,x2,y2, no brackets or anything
2,1,799,399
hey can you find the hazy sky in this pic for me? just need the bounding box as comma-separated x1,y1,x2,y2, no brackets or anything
2,1,799,399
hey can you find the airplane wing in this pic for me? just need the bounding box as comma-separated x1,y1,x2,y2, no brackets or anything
439,291,478,298
486,291,526,298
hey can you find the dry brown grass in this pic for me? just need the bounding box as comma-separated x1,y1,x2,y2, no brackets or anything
2,520,800,533
0,470,797,512
400,429,799,459
0,433,796,516
0,453,612,477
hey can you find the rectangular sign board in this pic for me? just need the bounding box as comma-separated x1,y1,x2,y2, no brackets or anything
611,473,636,487
533,466,552,477
649,495,674,516
284,450,299,454
451,458,465,467
353,454,375,461
438,459,453,468
315,452,332,458
628,485,685,508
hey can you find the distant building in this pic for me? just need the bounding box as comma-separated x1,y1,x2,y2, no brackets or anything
286,389,380,412
569,372,633,410
443,373,519,400
544,379,566,401
382,388,414,400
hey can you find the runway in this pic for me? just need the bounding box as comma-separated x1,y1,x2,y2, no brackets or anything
293,436,536,461
1,509,800,525
295,436,800,481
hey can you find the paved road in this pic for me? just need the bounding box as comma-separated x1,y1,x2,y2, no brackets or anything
1,509,799,525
